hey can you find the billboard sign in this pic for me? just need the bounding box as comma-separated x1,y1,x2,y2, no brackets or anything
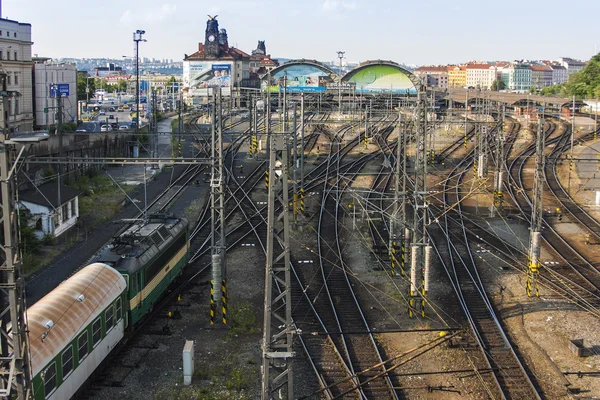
50,83,70,97
184,61,232,90
347,65,417,94
263,65,332,93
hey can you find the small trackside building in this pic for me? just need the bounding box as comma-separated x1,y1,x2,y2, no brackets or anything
18,183,81,239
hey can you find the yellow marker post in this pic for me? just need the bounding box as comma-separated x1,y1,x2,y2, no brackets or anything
210,280,215,325
221,279,227,325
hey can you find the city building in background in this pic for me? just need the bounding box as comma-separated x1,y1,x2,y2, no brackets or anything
33,58,77,127
183,16,250,101
447,65,466,88
556,57,587,76
0,17,34,132
414,66,448,88
498,63,532,92
530,65,553,89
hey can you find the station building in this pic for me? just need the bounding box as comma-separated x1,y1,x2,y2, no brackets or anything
0,16,34,132
183,16,278,104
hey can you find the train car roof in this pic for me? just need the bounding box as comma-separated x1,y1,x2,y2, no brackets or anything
92,216,188,275
27,263,127,376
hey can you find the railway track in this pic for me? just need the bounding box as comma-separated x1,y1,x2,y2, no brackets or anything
505,118,600,310
429,118,542,400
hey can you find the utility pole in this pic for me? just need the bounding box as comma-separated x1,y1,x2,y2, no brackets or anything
491,105,506,217
568,96,575,194
390,112,407,277
209,91,227,325
527,108,545,297
261,134,294,400
292,102,298,225
300,93,305,207
409,86,431,318
56,87,63,206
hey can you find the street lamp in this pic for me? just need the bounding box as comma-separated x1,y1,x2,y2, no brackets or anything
337,51,345,112
133,30,146,133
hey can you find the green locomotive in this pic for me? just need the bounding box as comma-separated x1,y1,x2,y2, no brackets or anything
92,214,190,325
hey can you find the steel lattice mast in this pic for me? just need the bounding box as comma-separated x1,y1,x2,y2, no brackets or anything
0,72,32,399
409,86,431,318
210,91,227,325
527,108,545,297
261,134,294,400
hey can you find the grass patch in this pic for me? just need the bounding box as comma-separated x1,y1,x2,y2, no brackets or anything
183,199,203,222
73,174,135,228
227,301,258,339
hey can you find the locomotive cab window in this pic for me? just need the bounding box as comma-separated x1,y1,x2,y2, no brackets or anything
62,345,73,378
92,318,102,347
105,305,114,332
78,331,89,361
43,362,56,398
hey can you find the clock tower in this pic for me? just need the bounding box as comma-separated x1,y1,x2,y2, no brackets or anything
205,15,220,58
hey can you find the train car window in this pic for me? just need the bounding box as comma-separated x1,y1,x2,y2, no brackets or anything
92,318,102,347
116,298,122,321
62,345,73,378
43,362,56,398
78,332,89,361
105,305,114,332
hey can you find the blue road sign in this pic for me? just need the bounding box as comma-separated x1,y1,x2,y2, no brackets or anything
50,83,70,97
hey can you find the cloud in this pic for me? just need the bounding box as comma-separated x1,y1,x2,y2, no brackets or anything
321,0,358,13
119,4,177,26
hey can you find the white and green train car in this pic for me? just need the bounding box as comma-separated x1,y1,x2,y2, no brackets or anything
28,263,128,400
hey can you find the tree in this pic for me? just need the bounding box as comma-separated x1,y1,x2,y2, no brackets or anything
491,79,506,91
77,72,96,101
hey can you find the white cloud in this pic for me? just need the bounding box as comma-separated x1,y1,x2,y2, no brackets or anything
321,0,358,13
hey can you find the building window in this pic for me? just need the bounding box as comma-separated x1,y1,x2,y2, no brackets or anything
6,75,10,86
14,99,18,115
78,331,89,361
105,305,114,332
62,204,68,222
14,52,17,61
62,345,73,378
0,51,3,60
13,32,16,38
6,31,9,37
43,362,56,397
14,75,17,85
92,318,102,347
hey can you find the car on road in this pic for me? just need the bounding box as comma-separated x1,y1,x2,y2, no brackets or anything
108,114,115,119
122,104,130,109
108,107,116,112
99,109,106,115
75,128,87,133
100,125,112,132
119,124,129,131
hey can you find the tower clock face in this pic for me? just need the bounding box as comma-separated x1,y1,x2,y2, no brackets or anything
208,35,215,42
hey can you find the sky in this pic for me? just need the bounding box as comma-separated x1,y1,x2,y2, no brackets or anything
3,0,599,65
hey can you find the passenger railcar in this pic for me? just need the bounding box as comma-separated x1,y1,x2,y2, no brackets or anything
91,214,189,325
29,263,128,400
29,214,190,399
